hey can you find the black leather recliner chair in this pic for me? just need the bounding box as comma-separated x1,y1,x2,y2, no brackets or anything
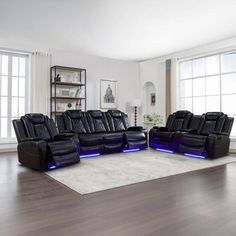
149,111,234,159
57,109,148,156
149,110,192,150
12,113,80,170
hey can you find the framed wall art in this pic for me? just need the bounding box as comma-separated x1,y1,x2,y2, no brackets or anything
100,79,117,109
151,93,156,106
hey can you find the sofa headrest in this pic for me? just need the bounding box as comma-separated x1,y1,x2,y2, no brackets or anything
24,113,45,124
108,110,122,118
65,110,82,119
88,110,103,118
205,112,224,121
174,110,191,118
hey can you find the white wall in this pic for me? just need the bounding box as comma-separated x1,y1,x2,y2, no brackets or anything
51,49,140,125
139,59,166,122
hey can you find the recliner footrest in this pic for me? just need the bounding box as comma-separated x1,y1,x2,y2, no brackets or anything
125,131,147,148
53,152,80,167
48,141,80,167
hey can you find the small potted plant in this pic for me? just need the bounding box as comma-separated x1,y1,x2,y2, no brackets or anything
143,113,163,124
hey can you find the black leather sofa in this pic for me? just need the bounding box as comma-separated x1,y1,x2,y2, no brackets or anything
12,114,80,170
57,109,148,156
149,111,234,159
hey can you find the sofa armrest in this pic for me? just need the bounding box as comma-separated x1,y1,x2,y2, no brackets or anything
206,134,230,158
127,126,147,132
17,140,48,170
152,126,168,132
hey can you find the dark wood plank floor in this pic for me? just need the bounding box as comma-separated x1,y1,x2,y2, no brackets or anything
1,152,236,236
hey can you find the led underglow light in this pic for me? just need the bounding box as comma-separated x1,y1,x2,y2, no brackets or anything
48,164,56,169
156,148,174,153
123,148,140,153
80,153,101,158
153,137,161,141
184,153,206,159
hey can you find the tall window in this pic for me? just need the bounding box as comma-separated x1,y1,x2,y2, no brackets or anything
0,51,29,139
179,51,236,137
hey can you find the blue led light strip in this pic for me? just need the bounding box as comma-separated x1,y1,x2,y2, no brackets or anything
123,148,140,153
48,164,56,169
80,153,101,158
156,148,174,153
184,153,206,159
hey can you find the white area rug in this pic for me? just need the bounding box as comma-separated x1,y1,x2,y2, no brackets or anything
46,149,236,194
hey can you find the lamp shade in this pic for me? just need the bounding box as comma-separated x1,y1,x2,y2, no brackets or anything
130,99,141,107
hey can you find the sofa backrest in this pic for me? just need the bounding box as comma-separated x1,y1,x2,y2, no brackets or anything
87,110,110,133
188,115,202,130
21,113,56,141
198,112,226,135
168,110,192,131
165,114,174,130
63,110,91,134
106,110,129,132
220,116,234,136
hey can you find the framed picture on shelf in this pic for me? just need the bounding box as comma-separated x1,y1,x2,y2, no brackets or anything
60,89,70,97
100,79,117,109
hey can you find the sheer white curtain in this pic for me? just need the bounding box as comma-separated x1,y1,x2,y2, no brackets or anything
30,52,51,115
170,58,179,113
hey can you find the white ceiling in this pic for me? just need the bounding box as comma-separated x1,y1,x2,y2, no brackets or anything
1,0,236,61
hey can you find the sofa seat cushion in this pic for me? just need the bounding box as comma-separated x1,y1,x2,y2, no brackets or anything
125,131,147,148
47,141,79,167
181,134,207,148
52,152,79,167
48,141,77,156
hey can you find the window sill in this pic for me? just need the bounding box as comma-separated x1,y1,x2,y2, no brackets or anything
0,139,17,152
0,138,17,144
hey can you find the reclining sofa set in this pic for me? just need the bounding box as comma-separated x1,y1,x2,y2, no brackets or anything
13,109,148,170
12,110,234,170
149,110,234,159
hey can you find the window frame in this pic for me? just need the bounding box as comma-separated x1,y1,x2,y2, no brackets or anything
178,50,236,137
0,50,30,141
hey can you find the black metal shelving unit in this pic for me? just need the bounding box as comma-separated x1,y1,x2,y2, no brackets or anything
50,65,86,121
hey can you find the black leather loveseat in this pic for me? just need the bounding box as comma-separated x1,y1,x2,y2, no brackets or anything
12,114,80,170
149,111,234,159
57,109,148,156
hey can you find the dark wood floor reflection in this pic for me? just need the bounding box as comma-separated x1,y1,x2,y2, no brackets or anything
1,152,236,236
